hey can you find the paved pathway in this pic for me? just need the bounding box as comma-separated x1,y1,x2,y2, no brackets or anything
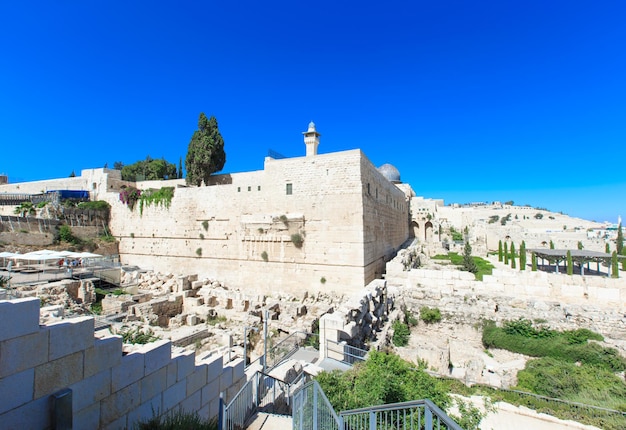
246,412,292,430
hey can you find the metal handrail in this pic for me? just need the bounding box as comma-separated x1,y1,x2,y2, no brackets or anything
325,338,368,365
248,331,318,371
340,398,464,430
292,381,464,430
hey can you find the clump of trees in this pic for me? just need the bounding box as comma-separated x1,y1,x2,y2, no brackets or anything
120,156,178,181
185,113,226,186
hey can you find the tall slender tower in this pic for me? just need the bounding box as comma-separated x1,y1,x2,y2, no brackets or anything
303,121,320,157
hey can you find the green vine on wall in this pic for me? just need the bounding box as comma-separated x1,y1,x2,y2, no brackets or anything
138,187,175,215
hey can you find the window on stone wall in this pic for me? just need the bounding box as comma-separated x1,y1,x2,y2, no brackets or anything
367,183,370,195
248,186,251,192
237,187,241,192
286,183,293,195
258,186,261,191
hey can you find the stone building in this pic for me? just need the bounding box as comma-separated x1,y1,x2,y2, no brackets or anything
0,122,413,294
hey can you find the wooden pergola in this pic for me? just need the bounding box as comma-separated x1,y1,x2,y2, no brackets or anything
527,249,624,276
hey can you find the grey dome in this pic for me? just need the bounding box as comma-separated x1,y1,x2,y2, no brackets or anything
378,163,401,183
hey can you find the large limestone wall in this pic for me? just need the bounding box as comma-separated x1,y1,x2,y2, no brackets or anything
106,150,409,294
0,297,245,429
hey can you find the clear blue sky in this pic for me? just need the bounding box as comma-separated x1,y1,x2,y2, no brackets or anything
1,1,624,223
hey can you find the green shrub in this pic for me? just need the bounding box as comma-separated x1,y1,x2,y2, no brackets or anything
202,220,209,231
320,276,326,284
58,225,81,245
117,327,160,344
420,306,442,324
77,200,111,210
196,247,202,257
133,410,218,430
261,251,268,262
291,233,304,248
392,320,410,346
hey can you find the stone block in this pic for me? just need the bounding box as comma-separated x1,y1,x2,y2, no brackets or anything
141,339,172,375
47,316,94,361
230,358,245,382
180,389,202,413
101,413,127,430
112,351,145,392
0,392,51,430
140,367,167,402
0,297,40,342
187,364,207,396
220,366,233,392
201,376,220,407
175,350,195,381
127,394,162,428
162,380,186,412
209,396,220,419
0,328,49,378
70,369,111,412
85,335,123,378
73,401,100,430
100,383,140,426
34,351,83,399
166,361,177,388
0,368,34,414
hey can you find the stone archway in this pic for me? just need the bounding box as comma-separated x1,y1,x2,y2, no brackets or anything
410,221,419,239
425,221,433,242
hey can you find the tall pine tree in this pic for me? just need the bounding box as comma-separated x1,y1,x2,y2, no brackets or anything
498,240,503,262
617,222,623,255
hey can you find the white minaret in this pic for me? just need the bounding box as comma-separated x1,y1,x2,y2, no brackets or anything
303,121,320,157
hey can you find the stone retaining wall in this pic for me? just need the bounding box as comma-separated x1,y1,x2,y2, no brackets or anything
0,297,245,429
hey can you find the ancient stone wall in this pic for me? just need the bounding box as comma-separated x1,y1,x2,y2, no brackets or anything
0,298,245,429
104,150,409,295
386,260,626,351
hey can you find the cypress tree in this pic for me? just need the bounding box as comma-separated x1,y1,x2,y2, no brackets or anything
549,240,555,249
611,251,619,278
498,240,503,262
566,250,573,275
605,243,611,254
510,243,516,269
462,240,478,274
531,252,537,271
520,241,526,270
504,242,509,264
185,113,226,186
617,223,624,255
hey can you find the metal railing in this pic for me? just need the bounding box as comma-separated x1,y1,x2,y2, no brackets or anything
221,370,306,430
292,380,341,430
292,381,462,430
325,339,368,365
340,399,464,430
248,331,318,372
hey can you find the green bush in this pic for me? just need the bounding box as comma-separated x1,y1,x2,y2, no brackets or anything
77,200,111,210
392,320,410,346
117,327,160,344
138,187,175,215
261,251,268,262
291,233,304,248
420,306,442,324
316,351,485,429
196,247,202,257
58,225,81,245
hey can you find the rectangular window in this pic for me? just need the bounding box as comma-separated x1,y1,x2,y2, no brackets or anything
248,186,251,192
286,183,293,195
367,183,370,195
258,186,261,191
237,187,241,192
